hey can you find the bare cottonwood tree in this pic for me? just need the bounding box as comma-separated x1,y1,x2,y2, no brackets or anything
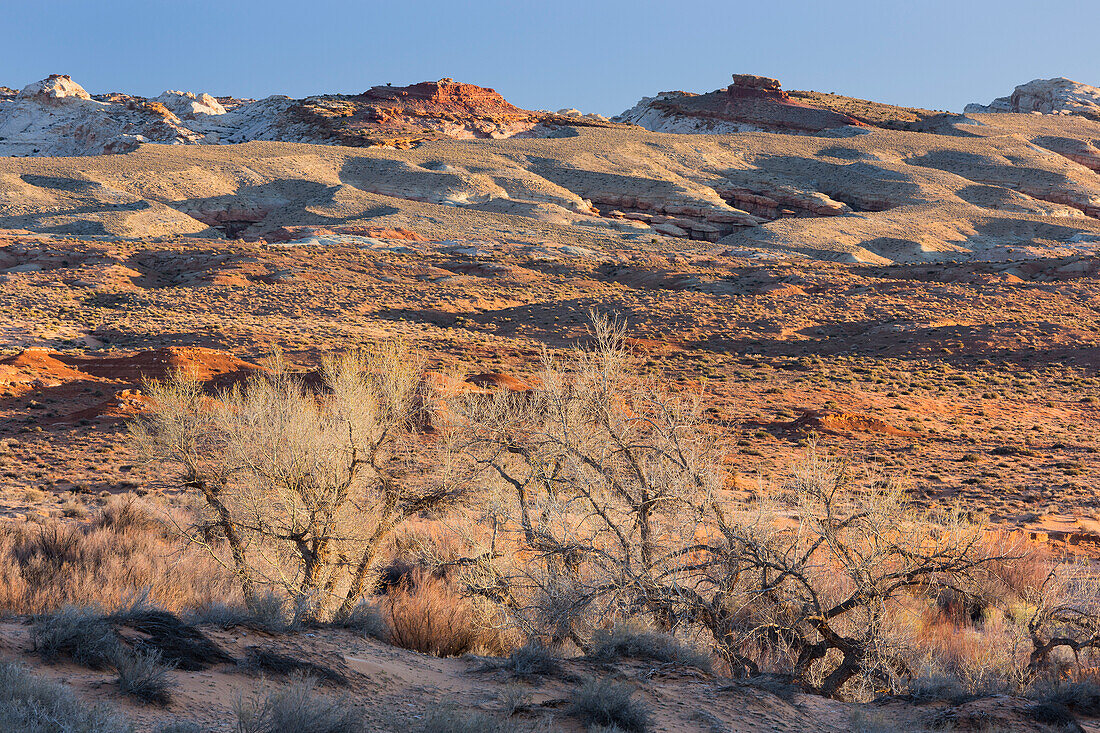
453,314,1017,698
452,312,723,645
1023,563,1100,677
132,343,457,620
699,450,1016,696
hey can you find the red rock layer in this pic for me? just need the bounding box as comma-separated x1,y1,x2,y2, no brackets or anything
360,79,532,118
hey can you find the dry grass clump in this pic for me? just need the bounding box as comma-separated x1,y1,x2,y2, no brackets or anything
31,607,179,706
234,677,362,733
0,495,238,615
28,600,244,707
31,605,121,670
589,622,713,672
384,569,508,657
330,599,390,641
1031,676,1100,715
568,677,652,733
497,641,561,681
411,706,514,733
0,661,134,733
115,648,176,705
185,601,254,630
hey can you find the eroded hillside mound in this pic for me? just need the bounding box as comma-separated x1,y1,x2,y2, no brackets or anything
2,115,1100,261
2,72,1100,261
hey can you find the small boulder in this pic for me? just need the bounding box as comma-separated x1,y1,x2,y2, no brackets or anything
730,74,782,91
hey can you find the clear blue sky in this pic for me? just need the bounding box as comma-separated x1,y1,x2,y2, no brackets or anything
4,0,1098,116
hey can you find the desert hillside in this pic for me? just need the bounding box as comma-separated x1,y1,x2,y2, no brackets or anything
0,72,1099,733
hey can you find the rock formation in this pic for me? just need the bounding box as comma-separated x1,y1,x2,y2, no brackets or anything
19,73,91,101
154,90,227,118
966,77,1100,118
0,75,616,156
616,74,958,134
0,75,204,155
615,74,867,134
729,74,783,92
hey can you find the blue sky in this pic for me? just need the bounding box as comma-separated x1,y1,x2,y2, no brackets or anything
4,0,1098,116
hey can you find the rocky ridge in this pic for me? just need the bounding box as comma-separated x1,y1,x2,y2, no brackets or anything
613,74,953,134
0,75,611,156
2,73,1100,260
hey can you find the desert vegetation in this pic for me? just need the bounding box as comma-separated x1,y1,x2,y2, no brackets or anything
0,495,237,614
0,315,1097,731
0,661,136,733
443,315,1093,701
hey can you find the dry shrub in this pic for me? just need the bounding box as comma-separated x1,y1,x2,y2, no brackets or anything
900,536,1063,698
454,313,723,651
384,569,508,657
31,606,121,669
568,677,652,733
489,641,561,682
0,497,238,615
906,605,1028,697
114,648,176,706
412,706,512,733
589,622,713,672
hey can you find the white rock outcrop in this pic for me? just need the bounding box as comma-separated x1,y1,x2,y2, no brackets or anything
154,91,227,118
0,76,357,155
0,75,223,155
555,108,610,122
966,77,1100,117
18,74,91,101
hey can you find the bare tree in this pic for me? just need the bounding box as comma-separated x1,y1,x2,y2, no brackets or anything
1024,563,1100,677
452,314,1017,698
700,450,1016,696
452,312,723,645
132,343,458,620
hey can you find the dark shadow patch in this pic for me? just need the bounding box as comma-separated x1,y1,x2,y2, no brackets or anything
20,175,100,193
1024,702,1083,731
109,609,235,671
170,180,341,239
815,146,874,161
241,646,349,687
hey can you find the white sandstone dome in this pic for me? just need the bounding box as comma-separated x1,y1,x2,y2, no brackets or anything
966,77,1100,117
19,74,91,101
155,90,227,118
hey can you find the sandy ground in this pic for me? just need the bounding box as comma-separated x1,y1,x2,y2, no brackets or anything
4,616,1097,733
